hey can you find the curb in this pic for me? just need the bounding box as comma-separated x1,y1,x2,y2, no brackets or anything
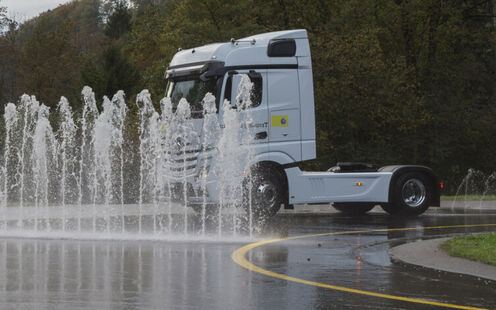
389,237,496,282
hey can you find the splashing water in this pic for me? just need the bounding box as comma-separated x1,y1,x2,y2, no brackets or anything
451,169,496,210
33,104,56,230
79,86,99,232
214,75,258,236
136,90,160,234
160,97,174,232
18,95,40,228
199,93,220,235
57,97,77,231
2,103,17,229
0,76,260,240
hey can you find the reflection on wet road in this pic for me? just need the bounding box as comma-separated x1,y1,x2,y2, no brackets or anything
0,212,495,309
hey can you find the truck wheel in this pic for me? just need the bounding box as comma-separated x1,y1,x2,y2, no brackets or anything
385,172,432,216
333,203,375,215
244,167,284,218
380,203,397,215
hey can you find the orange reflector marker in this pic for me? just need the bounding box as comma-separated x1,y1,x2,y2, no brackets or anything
356,182,363,187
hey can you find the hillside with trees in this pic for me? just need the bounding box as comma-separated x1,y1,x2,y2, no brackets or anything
0,0,495,191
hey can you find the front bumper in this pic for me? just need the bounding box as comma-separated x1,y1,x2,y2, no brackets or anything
165,180,219,205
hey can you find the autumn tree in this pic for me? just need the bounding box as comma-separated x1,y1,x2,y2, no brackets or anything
104,0,132,39
0,1,6,103
0,1,6,30
81,45,140,102
0,0,495,191
21,18,81,108
0,1,22,105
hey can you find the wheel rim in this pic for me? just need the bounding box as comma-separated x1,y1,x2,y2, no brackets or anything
256,181,277,209
401,178,426,208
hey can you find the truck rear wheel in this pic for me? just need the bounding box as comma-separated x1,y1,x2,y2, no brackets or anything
382,172,432,216
333,203,375,215
244,166,285,218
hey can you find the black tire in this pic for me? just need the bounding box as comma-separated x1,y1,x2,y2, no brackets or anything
333,203,375,215
243,166,285,218
380,203,397,215
383,172,432,216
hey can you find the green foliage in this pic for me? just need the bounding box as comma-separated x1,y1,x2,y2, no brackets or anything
21,17,81,108
441,233,496,266
81,45,141,102
441,195,496,201
127,0,262,99
0,1,6,31
104,0,132,39
0,0,495,192
0,1,6,101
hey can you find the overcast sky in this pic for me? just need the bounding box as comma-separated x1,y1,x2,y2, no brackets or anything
2,0,72,20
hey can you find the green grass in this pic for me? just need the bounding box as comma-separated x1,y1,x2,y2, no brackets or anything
441,195,496,201
441,233,496,266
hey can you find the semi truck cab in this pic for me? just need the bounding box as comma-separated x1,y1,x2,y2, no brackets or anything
165,29,440,217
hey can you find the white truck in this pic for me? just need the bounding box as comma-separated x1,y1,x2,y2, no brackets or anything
164,29,440,217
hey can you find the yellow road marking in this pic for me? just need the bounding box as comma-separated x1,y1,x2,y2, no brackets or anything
232,223,496,310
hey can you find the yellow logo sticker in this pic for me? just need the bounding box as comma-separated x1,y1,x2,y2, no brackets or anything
271,115,288,127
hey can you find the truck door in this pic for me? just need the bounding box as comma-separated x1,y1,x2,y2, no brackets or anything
221,70,269,156
267,69,301,162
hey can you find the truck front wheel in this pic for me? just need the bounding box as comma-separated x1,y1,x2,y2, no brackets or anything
382,172,432,216
244,167,285,218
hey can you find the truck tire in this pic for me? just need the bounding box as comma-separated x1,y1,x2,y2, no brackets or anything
382,172,432,216
333,203,375,215
244,166,284,218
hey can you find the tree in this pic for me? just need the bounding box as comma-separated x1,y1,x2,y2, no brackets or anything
21,18,81,108
126,0,495,189
81,45,141,102
0,17,20,105
0,0,493,191
130,0,164,17
0,0,7,33
0,1,7,102
128,0,261,98
104,0,132,39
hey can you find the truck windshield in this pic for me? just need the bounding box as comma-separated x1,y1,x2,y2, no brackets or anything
165,77,218,116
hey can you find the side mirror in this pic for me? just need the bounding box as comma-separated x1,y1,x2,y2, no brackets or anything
248,70,261,79
199,71,209,82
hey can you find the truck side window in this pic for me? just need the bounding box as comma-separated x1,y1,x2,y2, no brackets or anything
224,74,262,108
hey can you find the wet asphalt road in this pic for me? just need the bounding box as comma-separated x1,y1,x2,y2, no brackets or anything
0,209,495,310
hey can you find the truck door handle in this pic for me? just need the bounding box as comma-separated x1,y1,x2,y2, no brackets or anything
255,131,267,140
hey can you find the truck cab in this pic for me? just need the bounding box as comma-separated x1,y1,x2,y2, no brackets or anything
166,29,315,161
165,29,440,217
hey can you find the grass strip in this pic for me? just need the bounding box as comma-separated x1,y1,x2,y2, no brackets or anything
441,233,496,266
441,195,496,201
